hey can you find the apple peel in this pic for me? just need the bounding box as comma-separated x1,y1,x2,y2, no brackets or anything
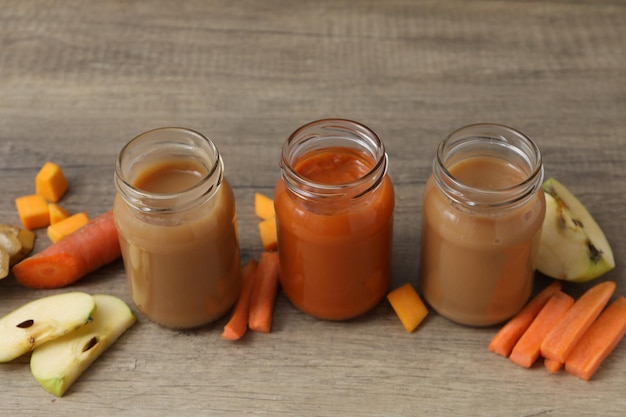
536,178,615,283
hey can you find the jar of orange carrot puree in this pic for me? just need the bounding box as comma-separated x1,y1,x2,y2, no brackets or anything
113,127,241,329
275,119,395,320
419,123,545,326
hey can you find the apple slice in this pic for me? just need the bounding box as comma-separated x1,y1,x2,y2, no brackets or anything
536,178,615,282
30,294,136,397
0,292,96,362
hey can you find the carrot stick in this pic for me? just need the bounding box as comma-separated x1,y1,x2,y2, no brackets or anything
544,358,563,374
12,210,121,289
222,258,259,341
509,291,574,368
564,296,626,381
540,280,616,363
248,251,280,333
489,281,562,357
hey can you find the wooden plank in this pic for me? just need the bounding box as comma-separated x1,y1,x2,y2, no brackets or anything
0,0,625,415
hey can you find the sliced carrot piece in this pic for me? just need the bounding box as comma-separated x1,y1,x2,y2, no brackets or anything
387,283,428,332
544,358,563,374
248,251,280,333
12,210,120,289
540,281,616,363
489,281,562,357
15,194,50,230
258,217,277,251
48,203,71,224
222,258,259,341
254,192,275,220
47,212,90,243
509,291,574,368
36,161,68,203
565,296,626,381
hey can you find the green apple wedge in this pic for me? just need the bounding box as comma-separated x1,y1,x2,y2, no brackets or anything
536,178,615,282
30,294,136,397
0,292,96,362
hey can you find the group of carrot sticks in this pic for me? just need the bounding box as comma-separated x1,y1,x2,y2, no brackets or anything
489,280,626,381
222,251,280,341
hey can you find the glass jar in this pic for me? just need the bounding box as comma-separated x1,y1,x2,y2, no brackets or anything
274,119,395,320
113,127,241,329
419,123,546,326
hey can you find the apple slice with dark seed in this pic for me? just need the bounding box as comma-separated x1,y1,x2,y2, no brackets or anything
30,294,136,397
0,292,95,362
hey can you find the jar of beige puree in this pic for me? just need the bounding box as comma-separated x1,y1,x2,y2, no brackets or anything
114,127,241,329
419,123,546,326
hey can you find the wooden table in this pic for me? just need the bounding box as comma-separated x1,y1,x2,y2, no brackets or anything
1,1,625,415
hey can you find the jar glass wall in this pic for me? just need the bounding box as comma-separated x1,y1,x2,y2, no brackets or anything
114,127,241,329
419,123,545,326
275,119,395,320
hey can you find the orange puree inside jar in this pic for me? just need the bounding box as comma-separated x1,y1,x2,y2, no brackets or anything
275,147,395,320
296,148,373,184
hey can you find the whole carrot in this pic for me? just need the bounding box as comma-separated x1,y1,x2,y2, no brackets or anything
509,291,574,368
12,210,121,289
248,251,280,333
540,280,616,363
565,296,626,381
489,281,562,357
222,258,259,341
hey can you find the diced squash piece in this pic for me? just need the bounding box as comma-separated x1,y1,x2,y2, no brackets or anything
36,162,68,203
255,192,275,220
48,203,71,224
387,283,429,332
258,217,277,251
47,212,90,243
15,194,50,230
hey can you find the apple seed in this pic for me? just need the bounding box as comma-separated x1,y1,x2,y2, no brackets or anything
16,319,34,328
82,337,98,352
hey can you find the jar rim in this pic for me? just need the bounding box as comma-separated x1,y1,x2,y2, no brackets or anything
280,118,388,200
115,127,223,213
434,123,544,209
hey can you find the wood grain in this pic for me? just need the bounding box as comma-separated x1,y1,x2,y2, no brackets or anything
1,1,625,415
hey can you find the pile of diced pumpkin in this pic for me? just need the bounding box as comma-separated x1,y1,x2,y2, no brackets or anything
14,162,90,243
2,162,92,279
